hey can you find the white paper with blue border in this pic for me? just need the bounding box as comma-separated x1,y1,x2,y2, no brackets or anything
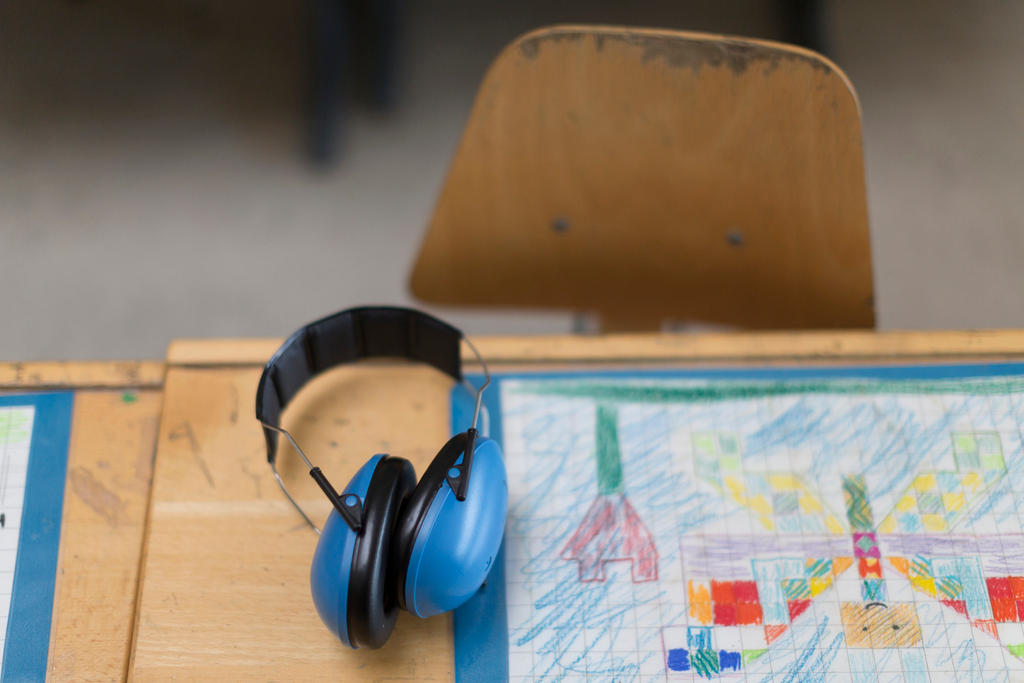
450,363,1024,682
0,393,73,682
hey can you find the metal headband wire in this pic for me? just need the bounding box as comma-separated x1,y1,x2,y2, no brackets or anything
264,422,323,533
462,335,490,433
260,335,492,535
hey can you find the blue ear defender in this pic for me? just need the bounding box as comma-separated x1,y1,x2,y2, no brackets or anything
255,307,507,650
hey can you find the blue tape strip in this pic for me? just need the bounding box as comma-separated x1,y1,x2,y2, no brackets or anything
449,361,1024,680
0,392,74,683
451,383,508,683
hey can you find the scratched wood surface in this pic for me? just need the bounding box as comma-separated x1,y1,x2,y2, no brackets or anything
0,361,164,390
129,364,455,680
411,26,873,330
47,390,162,680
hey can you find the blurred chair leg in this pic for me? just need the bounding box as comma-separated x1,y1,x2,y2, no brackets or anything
783,0,829,56
353,0,402,109
306,0,348,165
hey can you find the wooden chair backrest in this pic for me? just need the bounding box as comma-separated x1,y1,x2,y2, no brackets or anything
410,26,874,331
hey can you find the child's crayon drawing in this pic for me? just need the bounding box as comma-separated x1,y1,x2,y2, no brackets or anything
496,373,1024,681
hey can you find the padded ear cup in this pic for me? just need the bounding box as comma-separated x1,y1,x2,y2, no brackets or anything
309,454,415,650
346,455,416,649
400,436,507,618
310,454,384,648
391,432,468,611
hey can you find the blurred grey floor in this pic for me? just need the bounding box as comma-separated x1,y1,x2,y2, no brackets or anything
1,0,1022,360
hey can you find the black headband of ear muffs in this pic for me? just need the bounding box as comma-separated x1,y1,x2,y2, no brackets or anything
256,306,463,464
254,306,474,532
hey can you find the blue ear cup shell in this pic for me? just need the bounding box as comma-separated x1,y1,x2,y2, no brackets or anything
309,454,384,647
404,437,507,617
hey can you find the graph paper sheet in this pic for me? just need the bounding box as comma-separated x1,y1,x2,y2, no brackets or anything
451,364,1024,682
0,394,72,682
0,405,34,647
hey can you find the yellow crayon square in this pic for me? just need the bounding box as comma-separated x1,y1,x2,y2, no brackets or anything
768,474,800,491
826,516,844,535
962,471,983,492
921,514,948,532
896,495,917,512
878,516,897,534
809,577,831,597
798,495,822,514
724,476,745,499
913,474,937,491
911,576,937,597
749,494,772,515
942,492,965,512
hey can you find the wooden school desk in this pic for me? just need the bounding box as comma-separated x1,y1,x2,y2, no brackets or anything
5,330,1024,680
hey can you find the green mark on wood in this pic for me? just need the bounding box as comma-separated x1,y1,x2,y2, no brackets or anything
595,403,623,495
121,392,138,404
842,475,874,531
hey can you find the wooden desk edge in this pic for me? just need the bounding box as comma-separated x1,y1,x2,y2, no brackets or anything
0,361,165,390
167,330,1024,367
5,330,1024,390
